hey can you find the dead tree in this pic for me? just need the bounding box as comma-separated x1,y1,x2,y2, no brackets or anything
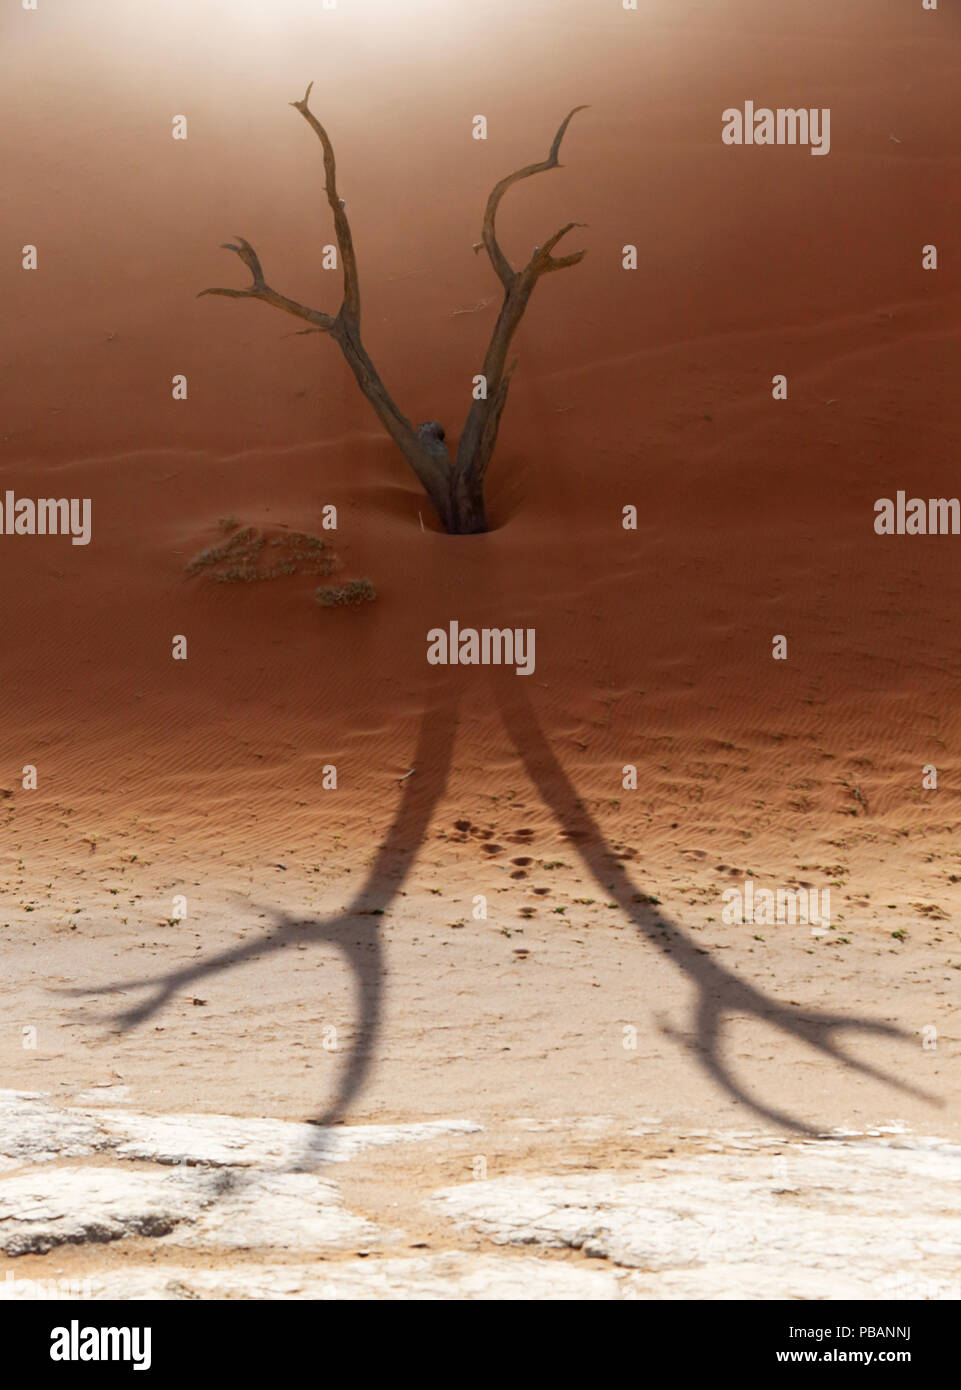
200,85,587,535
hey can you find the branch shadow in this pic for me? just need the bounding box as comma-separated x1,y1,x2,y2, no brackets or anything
491,676,939,1137
58,688,461,1170
57,669,938,1180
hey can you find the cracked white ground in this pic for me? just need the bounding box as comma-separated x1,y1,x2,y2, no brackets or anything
2,1090,959,1300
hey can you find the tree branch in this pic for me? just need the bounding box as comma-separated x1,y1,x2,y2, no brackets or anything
476,105,588,289
456,112,588,516
532,220,589,274
477,356,517,472
290,80,361,323
198,236,336,332
200,76,363,330
199,90,459,523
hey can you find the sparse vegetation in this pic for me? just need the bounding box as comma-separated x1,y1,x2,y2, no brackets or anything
186,525,336,583
315,578,377,608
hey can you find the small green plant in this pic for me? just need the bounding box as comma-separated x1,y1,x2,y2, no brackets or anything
315,578,377,607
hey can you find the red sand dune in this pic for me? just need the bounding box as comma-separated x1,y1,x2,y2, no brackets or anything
1,0,960,1134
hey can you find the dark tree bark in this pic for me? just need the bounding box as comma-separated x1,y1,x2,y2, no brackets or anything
200,85,587,535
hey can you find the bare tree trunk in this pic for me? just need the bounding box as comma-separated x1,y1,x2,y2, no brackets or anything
333,320,458,531
200,88,587,535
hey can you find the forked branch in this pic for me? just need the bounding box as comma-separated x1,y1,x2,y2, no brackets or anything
199,235,336,332
198,85,451,511
199,79,363,331
455,109,589,517
532,220,589,274
476,105,589,289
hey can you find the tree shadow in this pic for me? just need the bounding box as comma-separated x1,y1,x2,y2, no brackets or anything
58,687,461,1169
491,675,938,1136
59,673,938,1178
